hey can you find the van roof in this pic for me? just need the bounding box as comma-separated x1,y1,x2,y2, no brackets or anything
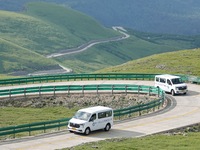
155,74,180,79
78,106,112,113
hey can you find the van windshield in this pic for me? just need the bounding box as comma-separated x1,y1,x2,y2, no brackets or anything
171,78,183,84
73,111,91,121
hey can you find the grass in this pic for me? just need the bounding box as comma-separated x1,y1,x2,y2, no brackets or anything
0,2,120,75
62,133,200,150
56,29,199,73
97,48,200,76
0,38,58,74
0,107,79,127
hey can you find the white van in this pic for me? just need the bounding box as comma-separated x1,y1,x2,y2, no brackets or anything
68,106,113,135
155,74,187,95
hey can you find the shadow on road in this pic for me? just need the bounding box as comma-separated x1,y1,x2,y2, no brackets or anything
74,128,145,139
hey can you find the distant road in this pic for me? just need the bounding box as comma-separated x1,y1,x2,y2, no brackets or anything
0,80,200,150
46,26,130,58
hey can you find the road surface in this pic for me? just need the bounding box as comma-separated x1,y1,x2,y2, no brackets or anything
0,80,199,150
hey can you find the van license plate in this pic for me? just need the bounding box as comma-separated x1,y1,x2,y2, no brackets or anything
72,127,76,131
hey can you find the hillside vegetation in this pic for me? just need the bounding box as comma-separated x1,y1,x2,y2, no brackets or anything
56,29,199,73
97,48,200,76
1,0,200,35
0,2,119,74
0,2,200,75
0,37,58,75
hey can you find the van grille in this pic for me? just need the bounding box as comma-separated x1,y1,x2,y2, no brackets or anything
69,122,80,128
178,86,187,90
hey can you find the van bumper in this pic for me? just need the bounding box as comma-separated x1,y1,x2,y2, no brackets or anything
175,89,187,94
68,126,84,133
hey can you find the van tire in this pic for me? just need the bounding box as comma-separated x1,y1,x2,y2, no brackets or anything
104,123,111,131
84,127,90,135
171,90,175,96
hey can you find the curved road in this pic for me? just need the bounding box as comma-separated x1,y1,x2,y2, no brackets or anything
0,80,200,150
46,26,130,58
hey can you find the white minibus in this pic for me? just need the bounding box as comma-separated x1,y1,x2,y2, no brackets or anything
68,106,113,135
155,74,187,95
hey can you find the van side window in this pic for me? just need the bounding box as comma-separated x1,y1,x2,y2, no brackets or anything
160,78,166,83
98,111,112,119
156,77,159,82
167,79,172,85
90,114,96,122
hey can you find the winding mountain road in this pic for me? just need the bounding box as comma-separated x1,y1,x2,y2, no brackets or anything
0,80,200,150
46,27,130,58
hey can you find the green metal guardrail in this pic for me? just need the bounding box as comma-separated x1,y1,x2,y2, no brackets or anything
0,73,199,86
0,84,164,138
0,84,163,98
0,118,70,138
0,73,157,86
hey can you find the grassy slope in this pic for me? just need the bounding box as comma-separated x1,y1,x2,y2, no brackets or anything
97,48,200,76
63,133,200,150
0,38,57,74
0,2,120,74
56,29,197,73
0,107,78,127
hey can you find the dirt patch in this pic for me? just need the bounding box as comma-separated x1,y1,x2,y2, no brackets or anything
0,93,157,109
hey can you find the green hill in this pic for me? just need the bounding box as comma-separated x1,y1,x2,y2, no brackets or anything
56,29,199,73
0,2,119,55
0,2,120,74
0,37,58,75
96,48,200,76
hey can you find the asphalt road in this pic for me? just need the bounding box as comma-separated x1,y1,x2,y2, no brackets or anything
0,80,200,150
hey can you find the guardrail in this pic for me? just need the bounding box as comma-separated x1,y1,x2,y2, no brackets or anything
0,73,199,86
0,84,163,98
0,84,165,138
0,73,157,86
0,118,70,138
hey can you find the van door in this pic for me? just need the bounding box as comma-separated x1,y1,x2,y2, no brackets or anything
89,113,98,131
166,79,172,92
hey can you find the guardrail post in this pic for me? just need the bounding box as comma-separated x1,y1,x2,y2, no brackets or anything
24,88,26,98
82,85,84,95
29,124,31,136
97,85,99,94
148,87,151,96
53,86,56,97
125,85,127,95
68,85,70,95
139,105,141,116
39,87,41,97
13,127,16,138
9,89,11,100
157,87,160,97
44,124,46,133
112,85,114,95
58,122,60,131
138,85,141,97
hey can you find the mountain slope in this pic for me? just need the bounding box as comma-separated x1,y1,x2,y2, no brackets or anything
0,38,58,75
55,28,198,73
0,2,120,74
1,0,200,35
96,48,200,76
0,2,119,55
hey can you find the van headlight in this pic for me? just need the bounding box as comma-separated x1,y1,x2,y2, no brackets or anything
79,124,85,128
175,87,179,90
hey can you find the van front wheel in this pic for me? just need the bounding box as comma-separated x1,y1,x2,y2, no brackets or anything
104,123,111,131
84,127,90,135
171,90,175,96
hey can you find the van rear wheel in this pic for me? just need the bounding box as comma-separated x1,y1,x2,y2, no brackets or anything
104,123,111,131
